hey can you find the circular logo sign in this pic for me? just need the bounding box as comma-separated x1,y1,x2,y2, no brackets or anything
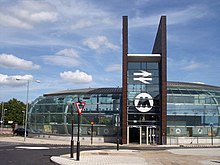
134,93,154,112
176,128,181,134
198,128,203,134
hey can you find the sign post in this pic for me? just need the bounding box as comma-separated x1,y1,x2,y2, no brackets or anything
91,122,94,145
75,101,86,161
116,115,120,151
70,104,74,158
210,123,214,145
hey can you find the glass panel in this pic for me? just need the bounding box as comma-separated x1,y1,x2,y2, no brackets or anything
147,62,158,70
128,62,140,69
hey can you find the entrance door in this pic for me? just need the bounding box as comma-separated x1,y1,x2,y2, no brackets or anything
129,127,140,143
148,126,157,144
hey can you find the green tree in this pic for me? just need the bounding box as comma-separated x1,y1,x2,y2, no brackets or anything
3,98,26,126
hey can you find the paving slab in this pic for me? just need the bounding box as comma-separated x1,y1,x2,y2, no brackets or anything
51,150,148,165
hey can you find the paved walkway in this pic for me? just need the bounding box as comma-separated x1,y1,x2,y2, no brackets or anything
51,150,147,165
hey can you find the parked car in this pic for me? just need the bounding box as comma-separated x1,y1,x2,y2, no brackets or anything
13,128,28,136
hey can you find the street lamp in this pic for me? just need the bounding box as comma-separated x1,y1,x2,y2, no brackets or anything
1,102,7,133
16,78,40,142
22,111,25,128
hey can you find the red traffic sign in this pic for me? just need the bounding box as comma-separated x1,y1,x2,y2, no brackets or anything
75,101,86,115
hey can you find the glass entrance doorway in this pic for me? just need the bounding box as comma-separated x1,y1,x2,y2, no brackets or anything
128,126,158,144
129,127,140,143
147,126,157,144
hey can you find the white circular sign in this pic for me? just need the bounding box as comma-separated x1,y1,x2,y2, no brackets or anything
103,128,109,135
176,128,181,134
134,93,154,112
198,128,203,134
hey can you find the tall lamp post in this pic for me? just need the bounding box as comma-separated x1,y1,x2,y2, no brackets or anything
1,102,4,132
70,104,74,158
24,80,29,142
16,78,40,142
1,102,7,133
22,111,25,128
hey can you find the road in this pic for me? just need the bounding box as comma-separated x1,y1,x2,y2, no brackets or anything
1,140,220,165
0,142,69,165
0,141,174,165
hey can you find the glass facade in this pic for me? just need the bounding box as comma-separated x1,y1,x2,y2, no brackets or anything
167,83,220,137
28,91,121,137
127,61,161,144
28,82,220,140
127,62,160,125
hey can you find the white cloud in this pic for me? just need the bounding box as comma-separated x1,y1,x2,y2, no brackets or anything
60,70,92,84
182,61,207,71
0,74,33,87
134,0,151,6
71,19,95,30
83,36,119,51
168,58,208,71
0,53,40,70
166,5,209,25
29,11,57,23
42,48,80,67
0,13,32,29
56,48,79,57
105,64,121,72
71,18,115,30
0,1,57,29
57,0,108,17
130,5,210,28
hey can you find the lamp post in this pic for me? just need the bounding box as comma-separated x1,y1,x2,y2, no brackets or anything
16,78,40,142
1,102,4,132
22,111,25,128
1,102,7,133
70,104,74,158
24,79,29,142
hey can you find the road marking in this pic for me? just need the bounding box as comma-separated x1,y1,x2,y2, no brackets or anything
6,149,14,151
16,146,49,150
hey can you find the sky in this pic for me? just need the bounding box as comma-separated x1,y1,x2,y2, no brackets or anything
0,0,220,103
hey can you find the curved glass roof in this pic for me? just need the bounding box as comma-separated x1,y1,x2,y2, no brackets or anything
167,81,220,105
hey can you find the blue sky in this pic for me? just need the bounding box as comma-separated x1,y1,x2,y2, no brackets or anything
0,0,220,103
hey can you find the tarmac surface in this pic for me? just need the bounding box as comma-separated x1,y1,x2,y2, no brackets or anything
0,136,220,165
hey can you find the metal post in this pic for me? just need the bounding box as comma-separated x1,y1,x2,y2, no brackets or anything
22,111,25,128
24,80,29,142
116,115,120,150
210,124,213,145
15,78,40,141
91,122,94,145
70,105,74,158
76,112,80,161
117,120,119,150
1,102,4,133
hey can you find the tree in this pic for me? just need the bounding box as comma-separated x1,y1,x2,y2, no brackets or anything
3,98,26,126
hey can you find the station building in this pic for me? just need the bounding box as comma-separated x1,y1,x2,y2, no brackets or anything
28,16,220,144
